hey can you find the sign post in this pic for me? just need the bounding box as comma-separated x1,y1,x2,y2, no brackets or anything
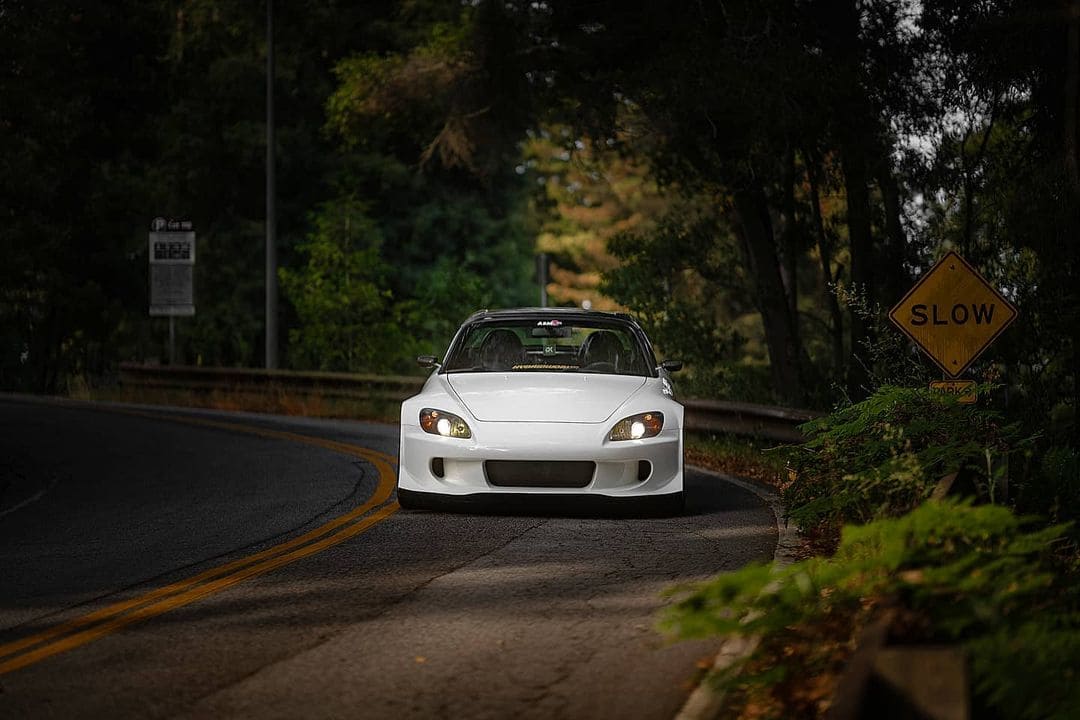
889,250,1017,401
149,217,196,364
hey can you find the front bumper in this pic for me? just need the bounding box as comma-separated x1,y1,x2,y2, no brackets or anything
396,487,684,517
397,420,683,498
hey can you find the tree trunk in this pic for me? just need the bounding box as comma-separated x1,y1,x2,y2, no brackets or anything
731,185,804,405
841,142,874,398
822,0,881,399
1067,0,1080,446
1066,0,1080,203
808,160,846,376
876,165,910,310
781,149,799,321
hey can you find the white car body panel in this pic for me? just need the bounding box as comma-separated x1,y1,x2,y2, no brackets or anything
446,373,648,423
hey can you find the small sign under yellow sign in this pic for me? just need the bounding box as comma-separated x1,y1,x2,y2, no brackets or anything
888,251,1017,378
929,380,977,404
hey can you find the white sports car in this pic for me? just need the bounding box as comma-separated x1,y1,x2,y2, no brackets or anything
397,308,684,515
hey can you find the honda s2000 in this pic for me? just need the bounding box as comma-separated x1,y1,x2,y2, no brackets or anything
397,308,684,515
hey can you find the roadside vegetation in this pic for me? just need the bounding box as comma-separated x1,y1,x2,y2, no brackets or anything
684,433,788,491
665,386,1080,718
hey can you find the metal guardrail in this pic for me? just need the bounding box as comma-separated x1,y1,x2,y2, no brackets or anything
681,399,819,443
118,363,818,442
118,362,424,403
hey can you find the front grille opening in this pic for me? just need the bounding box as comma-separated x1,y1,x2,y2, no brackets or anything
637,460,652,482
485,460,595,488
431,457,445,478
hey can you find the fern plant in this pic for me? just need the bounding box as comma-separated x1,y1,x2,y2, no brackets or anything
782,385,1023,540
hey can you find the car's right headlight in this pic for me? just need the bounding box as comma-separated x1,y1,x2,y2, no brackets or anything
608,412,664,441
419,408,472,439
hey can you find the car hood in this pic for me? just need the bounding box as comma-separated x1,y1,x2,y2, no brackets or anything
445,373,648,423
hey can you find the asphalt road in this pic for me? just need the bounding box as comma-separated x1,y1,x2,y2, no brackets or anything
0,397,777,720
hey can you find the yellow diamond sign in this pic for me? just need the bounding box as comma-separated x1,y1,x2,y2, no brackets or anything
888,251,1017,378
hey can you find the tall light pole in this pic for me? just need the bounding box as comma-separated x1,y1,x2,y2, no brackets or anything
265,0,278,368
538,252,548,308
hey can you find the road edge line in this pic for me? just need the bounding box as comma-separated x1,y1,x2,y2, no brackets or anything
0,502,399,675
0,405,399,671
673,466,799,720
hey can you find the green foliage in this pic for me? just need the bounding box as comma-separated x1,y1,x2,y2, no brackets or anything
665,500,1068,640
1015,446,1080,526
784,385,1021,534
281,191,533,374
0,1,538,385
312,2,536,368
833,283,937,395
154,0,378,369
279,199,400,373
0,2,166,388
604,206,774,399
967,620,1080,720
663,500,1080,719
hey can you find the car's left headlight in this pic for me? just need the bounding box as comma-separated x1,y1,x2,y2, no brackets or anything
609,412,664,441
420,408,472,439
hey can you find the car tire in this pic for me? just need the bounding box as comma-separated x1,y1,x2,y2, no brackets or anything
653,491,685,517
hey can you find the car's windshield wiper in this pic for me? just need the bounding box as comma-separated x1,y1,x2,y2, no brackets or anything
444,366,489,373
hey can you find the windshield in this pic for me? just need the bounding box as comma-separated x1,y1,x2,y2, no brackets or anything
442,318,653,376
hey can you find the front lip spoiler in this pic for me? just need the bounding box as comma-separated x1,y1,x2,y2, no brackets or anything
396,488,684,518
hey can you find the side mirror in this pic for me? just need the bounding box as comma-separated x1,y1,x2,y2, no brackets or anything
417,355,440,369
659,359,683,373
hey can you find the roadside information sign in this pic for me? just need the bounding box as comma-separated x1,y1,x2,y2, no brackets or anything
888,251,1016,378
929,380,977,404
149,217,195,317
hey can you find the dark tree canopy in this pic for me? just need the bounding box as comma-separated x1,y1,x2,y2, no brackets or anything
1,0,1076,448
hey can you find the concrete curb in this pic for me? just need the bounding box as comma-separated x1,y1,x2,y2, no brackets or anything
673,466,800,720
693,468,801,567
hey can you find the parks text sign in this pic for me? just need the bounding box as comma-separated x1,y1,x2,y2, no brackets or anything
149,217,195,317
929,380,978,404
888,251,1016,378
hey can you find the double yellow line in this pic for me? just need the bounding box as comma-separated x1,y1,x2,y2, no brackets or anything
0,409,399,675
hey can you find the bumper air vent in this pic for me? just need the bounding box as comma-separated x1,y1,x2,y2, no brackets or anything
485,460,595,488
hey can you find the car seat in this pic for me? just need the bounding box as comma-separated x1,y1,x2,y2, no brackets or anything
578,330,623,372
479,329,524,370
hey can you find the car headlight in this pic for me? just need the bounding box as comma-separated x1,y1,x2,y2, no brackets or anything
419,408,472,439
608,412,664,441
